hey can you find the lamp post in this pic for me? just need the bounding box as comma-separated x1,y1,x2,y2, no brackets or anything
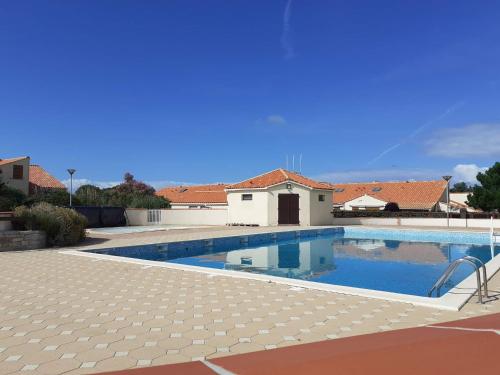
67,169,76,207
442,175,452,227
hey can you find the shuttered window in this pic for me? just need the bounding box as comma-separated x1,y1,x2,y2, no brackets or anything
12,165,23,179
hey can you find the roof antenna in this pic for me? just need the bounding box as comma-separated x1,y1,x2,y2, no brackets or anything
292,155,295,172
299,154,302,174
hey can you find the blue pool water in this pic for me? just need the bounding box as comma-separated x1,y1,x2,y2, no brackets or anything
89,228,498,297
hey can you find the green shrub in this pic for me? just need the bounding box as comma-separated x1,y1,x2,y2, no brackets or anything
128,194,170,209
75,184,105,206
25,189,80,207
0,183,27,211
14,202,88,246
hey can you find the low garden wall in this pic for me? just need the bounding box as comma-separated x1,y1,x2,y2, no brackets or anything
0,230,46,252
126,208,228,226
333,217,500,229
0,212,13,231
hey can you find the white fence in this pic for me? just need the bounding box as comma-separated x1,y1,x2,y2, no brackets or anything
333,217,500,229
126,208,228,226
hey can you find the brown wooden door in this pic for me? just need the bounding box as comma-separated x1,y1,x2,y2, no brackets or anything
278,194,300,225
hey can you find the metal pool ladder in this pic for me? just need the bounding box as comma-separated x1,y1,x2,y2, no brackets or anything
428,256,488,304
491,216,499,244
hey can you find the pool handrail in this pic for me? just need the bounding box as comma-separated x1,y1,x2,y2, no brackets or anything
428,257,485,304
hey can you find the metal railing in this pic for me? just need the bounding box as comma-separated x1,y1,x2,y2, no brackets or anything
491,216,499,244
428,256,488,304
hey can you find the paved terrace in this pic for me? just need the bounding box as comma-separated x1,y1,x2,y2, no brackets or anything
0,226,499,375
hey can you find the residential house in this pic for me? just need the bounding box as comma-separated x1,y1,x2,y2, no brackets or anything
225,169,333,226
156,184,228,209
0,156,30,195
29,165,66,194
156,169,334,227
331,180,448,212
0,156,65,196
438,192,481,213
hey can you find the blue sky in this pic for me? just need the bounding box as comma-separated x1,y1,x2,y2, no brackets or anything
1,0,499,188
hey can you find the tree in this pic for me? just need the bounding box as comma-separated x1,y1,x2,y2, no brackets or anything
73,173,170,209
0,183,26,211
450,182,470,193
75,184,105,206
467,162,500,212
25,189,80,207
384,202,400,212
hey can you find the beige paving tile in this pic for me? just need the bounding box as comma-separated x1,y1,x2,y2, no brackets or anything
0,226,498,375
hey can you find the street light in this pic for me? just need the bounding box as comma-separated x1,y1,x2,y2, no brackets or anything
442,175,452,227
67,169,76,207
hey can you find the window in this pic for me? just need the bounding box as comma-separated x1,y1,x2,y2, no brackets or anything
318,194,325,202
12,165,23,180
241,194,253,201
241,257,253,265
334,188,344,193
372,187,382,192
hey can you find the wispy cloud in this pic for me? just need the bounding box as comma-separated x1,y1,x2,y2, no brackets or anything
367,101,465,165
315,163,487,184
266,114,287,125
426,124,500,157
281,0,294,59
314,168,441,183
255,114,287,126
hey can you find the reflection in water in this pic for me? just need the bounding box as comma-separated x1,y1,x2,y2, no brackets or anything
334,239,449,264
158,236,499,296
225,239,336,280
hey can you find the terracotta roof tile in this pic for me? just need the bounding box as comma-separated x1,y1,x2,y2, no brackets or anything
29,165,65,192
331,180,447,210
156,184,228,204
227,169,333,191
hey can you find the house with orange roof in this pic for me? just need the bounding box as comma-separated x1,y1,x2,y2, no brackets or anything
156,169,334,226
156,184,228,209
225,169,334,226
0,156,31,194
29,165,66,194
331,180,448,212
0,156,65,196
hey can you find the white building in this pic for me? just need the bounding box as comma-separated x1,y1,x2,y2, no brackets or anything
226,169,333,226
332,180,448,212
154,169,334,227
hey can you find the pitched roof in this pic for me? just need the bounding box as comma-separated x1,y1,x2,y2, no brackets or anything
227,169,333,191
156,184,228,204
29,165,65,190
0,156,28,166
331,180,447,210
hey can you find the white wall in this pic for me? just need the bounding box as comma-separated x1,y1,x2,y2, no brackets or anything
333,217,500,229
126,208,228,226
162,209,227,226
226,183,333,226
343,194,387,211
125,209,147,225
227,190,269,226
170,204,227,209
309,190,334,225
0,157,30,195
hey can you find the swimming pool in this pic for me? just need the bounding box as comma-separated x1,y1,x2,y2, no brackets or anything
85,227,498,299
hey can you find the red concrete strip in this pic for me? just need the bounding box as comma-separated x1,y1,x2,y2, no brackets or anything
211,325,500,375
432,312,500,330
93,361,216,375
